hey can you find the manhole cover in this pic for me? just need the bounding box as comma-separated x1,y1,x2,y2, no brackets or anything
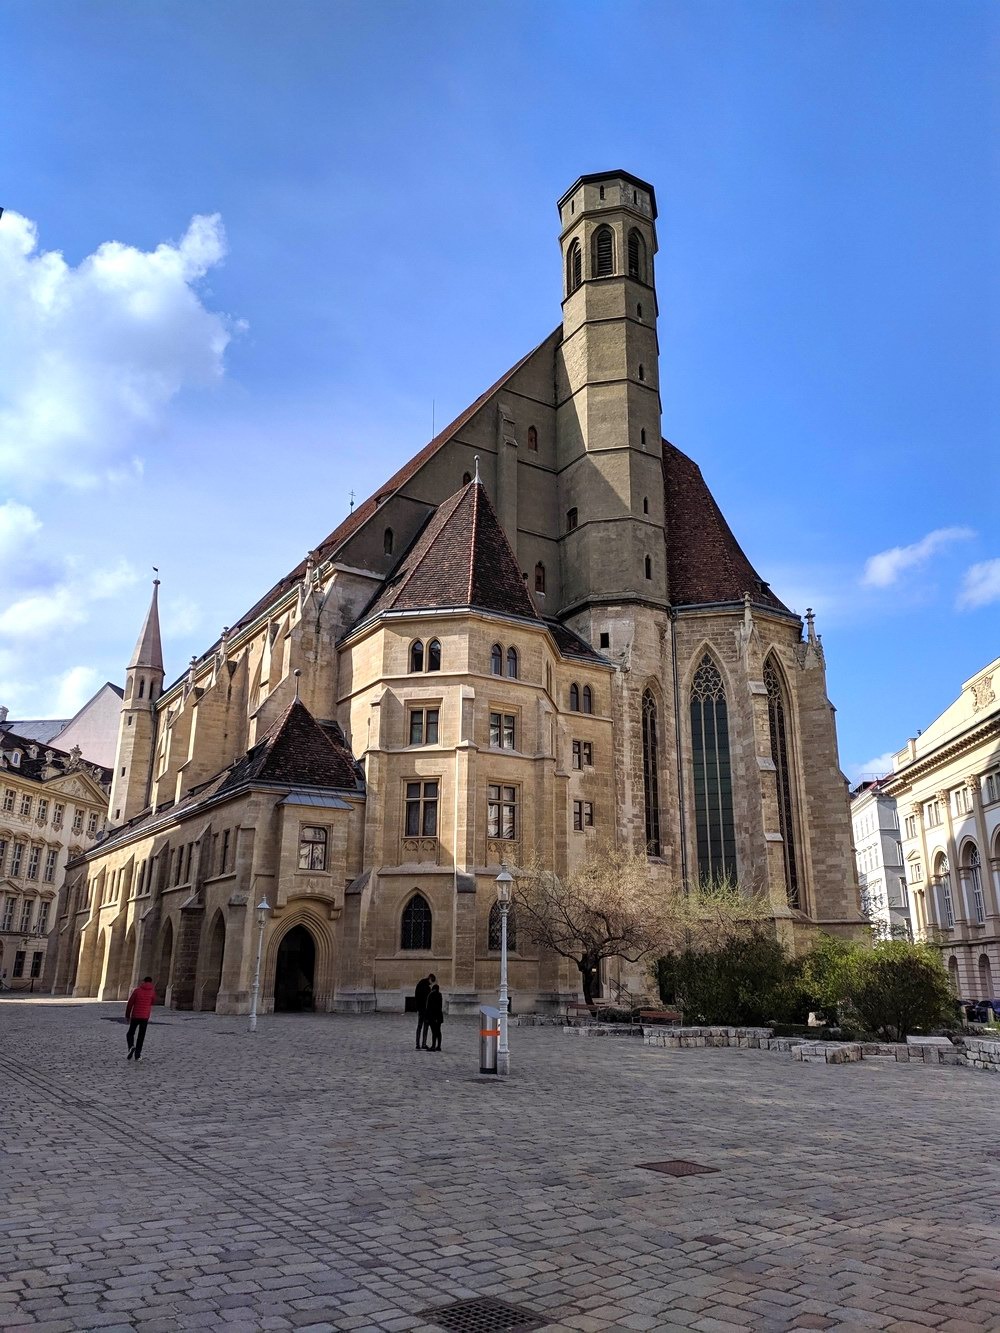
636,1159,719,1177
419,1296,546,1332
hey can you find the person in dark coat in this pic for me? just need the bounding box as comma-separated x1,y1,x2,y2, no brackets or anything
125,976,156,1061
425,982,444,1051
414,973,435,1049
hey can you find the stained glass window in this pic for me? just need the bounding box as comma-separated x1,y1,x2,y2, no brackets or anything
690,656,737,883
764,657,799,907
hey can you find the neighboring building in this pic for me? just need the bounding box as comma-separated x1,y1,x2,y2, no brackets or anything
2,682,125,769
0,727,110,988
850,780,911,939
884,657,1000,999
52,170,862,1015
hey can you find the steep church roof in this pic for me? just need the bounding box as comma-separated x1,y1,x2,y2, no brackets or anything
129,580,164,671
219,698,364,794
661,441,792,615
358,477,539,626
230,333,559,637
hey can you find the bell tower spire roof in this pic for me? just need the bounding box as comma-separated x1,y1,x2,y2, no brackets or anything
129,578,164,672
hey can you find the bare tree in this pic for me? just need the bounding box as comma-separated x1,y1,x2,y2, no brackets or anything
512,845,675,1010
514,850,774,1012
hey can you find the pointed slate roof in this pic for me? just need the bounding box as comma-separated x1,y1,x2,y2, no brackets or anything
218,698,364,794
359,478,540,625
661,441,792,615
129,580,164,671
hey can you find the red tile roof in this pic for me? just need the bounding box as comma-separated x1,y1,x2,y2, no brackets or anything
360,478,539,624
661,440,791,615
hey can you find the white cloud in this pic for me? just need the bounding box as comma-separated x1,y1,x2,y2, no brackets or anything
0,210,239,488
0,560,138,639
161,595,202,638
861,527,974,589
53,665,101,716
848,752,898,783
0,500,42,559
957,559,1000,610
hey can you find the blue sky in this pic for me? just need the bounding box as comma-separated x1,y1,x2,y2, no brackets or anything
0,0,996,780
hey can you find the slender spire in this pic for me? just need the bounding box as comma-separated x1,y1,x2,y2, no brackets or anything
129,578,164,672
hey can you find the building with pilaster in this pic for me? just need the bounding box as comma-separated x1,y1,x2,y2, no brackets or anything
52,170,863,1014
884,657,1000,999
0,717,109,988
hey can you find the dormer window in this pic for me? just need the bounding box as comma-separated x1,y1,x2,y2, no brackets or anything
10,751,20,767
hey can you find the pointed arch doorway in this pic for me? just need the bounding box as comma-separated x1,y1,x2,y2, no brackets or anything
274,925,316,1012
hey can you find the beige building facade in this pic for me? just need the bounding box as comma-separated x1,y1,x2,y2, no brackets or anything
52,170,862,1015
0,716,109,988
885,657,1000,999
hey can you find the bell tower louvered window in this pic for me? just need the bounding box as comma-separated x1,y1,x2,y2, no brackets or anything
764,657,800,907
628,229,645,281
594,226,614,276
690,655,737,884
566,240,582,293
641,690,661,857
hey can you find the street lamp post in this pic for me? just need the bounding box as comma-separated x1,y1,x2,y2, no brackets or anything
495,866,513,1076
248,897,271,1033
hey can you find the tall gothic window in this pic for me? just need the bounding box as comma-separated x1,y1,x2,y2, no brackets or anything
690,655,736,884
764,657,799,907
594,226,614,276
628,228,646,281
400,893,432,949
641,690,661,857
566,240,582,293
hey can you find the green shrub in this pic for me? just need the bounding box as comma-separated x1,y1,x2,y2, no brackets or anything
655,931,805,1026
840,940,954,1041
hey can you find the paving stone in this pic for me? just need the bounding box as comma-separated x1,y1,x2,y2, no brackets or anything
2,1002,1000,1333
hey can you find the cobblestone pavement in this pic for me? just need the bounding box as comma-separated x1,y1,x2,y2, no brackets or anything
2,1000,999,1333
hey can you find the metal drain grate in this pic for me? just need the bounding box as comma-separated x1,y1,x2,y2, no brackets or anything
419,1296,546,1332
636,1158,719,1177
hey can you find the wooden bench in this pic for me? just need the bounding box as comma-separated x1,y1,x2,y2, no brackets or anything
639,1008,682,1026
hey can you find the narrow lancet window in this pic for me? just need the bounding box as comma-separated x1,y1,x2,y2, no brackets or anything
690,655,737,884
641,689,661,856
764,657,799,907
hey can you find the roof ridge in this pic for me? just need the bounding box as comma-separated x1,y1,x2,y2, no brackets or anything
467,481,479,604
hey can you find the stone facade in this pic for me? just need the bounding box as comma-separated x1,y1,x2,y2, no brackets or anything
884,655,1000,999
52,170,862,1015
850,779,911,938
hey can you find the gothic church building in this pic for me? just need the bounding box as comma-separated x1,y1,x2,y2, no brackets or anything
53,172,862,1013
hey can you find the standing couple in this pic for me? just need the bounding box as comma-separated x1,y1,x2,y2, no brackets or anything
414,973,443,1051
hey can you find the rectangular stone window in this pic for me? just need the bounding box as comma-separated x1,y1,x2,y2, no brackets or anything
408,708,439,746
19,898,32,932
72,808,83,835
11,843,24,877
405,781,439,837
904,814,917,839
487,784,517,840
573,800,595,832
298,825,328,871
30,951,43,978
2,897,14,930
36,900,50,934
984,772,999,805
13,950,25,978
37,799,48,824
572,740,582,770
2,788,15,813
52,803,64,830
87,812,98,837
952,786,971,815
489,712,516,749
26,847,40,881
0,839,6,876
19,794,31,818
220,828,232,873
925,800,942,828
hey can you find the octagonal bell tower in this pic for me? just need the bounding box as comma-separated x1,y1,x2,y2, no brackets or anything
554,171,666,615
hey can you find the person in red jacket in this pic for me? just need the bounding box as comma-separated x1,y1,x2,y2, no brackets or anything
125,976,156,1061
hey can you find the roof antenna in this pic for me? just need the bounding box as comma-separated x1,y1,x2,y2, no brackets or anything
293,668,301,701
432,398,435,437
473,455,480,484
349,489,355,514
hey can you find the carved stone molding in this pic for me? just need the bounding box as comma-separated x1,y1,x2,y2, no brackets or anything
972,673,995,712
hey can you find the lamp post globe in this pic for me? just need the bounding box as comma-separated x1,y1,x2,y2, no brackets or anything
248,897,271,1033
495,866,513,1075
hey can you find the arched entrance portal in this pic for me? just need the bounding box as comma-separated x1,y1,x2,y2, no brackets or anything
274,925,316,1012
199,913,226,1012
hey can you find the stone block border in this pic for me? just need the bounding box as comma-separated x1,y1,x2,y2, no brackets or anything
634,1024,999,1071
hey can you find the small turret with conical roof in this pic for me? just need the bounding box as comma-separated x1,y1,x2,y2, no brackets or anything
109,579,165,826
